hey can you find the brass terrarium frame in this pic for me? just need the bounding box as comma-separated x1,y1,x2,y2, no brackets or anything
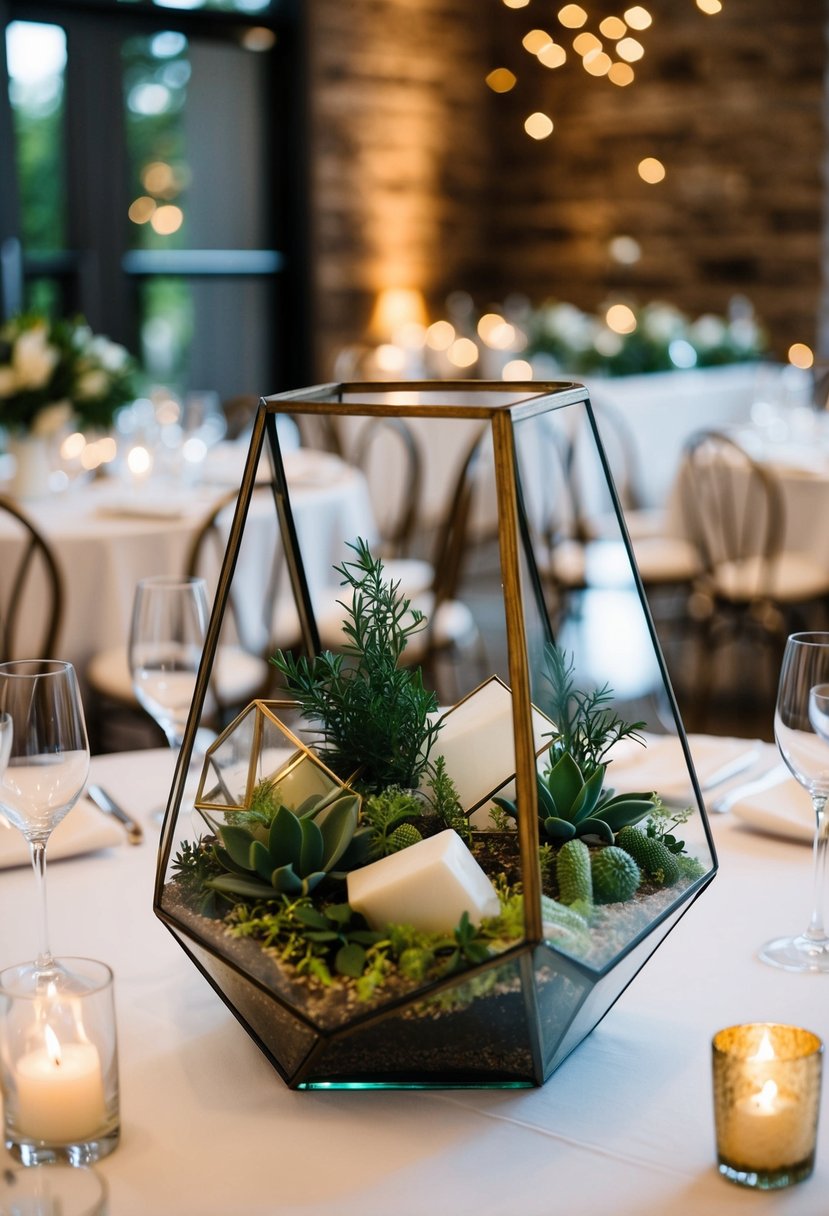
154,380,717,1089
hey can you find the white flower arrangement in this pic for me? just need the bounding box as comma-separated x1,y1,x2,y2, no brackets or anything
0,314,137,436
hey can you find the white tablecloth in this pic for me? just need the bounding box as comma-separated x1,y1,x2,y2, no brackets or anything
0,447,374,677
1,744,827,1215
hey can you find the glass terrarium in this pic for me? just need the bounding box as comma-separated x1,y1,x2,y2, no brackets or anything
154,380,717,1089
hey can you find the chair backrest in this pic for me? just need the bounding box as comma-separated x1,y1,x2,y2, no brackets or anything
351,416,423,558
0,494,64,661
678,429,785,580
427,425,490,613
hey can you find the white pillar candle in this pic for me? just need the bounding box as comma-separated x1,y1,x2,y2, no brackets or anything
347,829,500,934
15,1025,107,1143
719,1079,813,1170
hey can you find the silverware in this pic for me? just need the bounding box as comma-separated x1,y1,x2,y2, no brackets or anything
87,784,144,845
698,744,763,793
708,763,789,814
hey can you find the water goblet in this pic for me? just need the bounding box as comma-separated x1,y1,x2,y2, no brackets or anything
128,575,209,754
760,631,829,972
0,660,90,973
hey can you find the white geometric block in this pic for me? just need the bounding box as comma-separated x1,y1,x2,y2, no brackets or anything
346,829,501,934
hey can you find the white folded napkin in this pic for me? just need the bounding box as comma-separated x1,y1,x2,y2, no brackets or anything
605,733,764,804
95,497,186,521
0,799,124,870
730,775,814,843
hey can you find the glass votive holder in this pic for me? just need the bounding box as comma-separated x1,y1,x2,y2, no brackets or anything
0,959,120,1167
712,1022,823,1189
0,1164,107,1215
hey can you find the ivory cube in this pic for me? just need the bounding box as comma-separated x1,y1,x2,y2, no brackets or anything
347,829,501,934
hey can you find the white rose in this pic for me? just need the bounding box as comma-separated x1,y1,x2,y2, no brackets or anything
0,366,17,396
13,327,60,390
32,400,72,437
88,335,128,372
77,369,109,399
642,304,685,343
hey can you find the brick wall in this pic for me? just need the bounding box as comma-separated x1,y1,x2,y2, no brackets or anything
309,0,827,375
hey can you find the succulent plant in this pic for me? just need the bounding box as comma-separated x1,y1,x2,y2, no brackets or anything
494,752,655,845
205,790,368,899
555,838,593,908
616,826,680,887
591,846,641,904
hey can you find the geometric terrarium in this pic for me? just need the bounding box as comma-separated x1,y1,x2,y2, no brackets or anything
154,381,717,1088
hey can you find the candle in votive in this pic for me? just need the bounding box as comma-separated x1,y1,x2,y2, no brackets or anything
712,1022,823,1189
16,1023,107,1143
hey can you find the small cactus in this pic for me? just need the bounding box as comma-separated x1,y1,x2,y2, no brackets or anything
591,846,641,904
616,826,680,887
556,839,593,907
386,823,423,853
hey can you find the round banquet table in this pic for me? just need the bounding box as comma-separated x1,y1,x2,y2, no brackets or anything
0,446,375,678
0,742,827,1215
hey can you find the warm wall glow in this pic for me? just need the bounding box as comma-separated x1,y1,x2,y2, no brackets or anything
486,67,517,92
369,287,428,341
638,157,666,183
788,342,814,369
524,111,554,139
558,5,588,28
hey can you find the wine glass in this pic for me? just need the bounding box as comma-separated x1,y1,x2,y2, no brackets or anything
760,631,829,972
0,660,90,973
128,574,209,754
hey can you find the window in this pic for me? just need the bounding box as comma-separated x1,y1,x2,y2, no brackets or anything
1,0,309,399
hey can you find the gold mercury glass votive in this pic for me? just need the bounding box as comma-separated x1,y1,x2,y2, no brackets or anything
712,1023,823,1189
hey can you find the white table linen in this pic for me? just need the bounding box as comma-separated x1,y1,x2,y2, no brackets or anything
0,449,374,678
1,742,828,1215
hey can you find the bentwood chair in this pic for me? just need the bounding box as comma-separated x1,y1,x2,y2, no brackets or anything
678,429,829,722
86,486,296,748
0,495,64,662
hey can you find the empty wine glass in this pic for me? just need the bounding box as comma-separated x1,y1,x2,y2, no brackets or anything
760,632,829,972
0,661,90,972
128,574,209,754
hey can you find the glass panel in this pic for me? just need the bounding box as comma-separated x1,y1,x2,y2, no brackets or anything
5,21,67,253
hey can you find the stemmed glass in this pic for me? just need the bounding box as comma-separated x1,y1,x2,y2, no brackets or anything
760,631,829,972
0,661,90,973
128,573,209,757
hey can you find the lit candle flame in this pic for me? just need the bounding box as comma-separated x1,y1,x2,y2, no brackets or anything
755,1078,779,1112
750,1030,776,1061
44,1023,62,1067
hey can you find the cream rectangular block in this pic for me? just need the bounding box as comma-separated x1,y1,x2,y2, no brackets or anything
346,829,501,934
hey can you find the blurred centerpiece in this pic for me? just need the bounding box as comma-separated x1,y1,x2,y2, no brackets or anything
155,381,717,1089
0,313,137,496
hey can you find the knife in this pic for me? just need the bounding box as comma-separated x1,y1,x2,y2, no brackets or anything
87,784,144,845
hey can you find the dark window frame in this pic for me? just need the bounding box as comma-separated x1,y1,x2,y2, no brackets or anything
0,0,312,391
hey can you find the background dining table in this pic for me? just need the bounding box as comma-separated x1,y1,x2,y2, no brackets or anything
0,738,827,1215
0,444,375,681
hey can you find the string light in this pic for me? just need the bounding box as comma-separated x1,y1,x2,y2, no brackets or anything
485,67,517,92
788,343,813,369
524,112,554,139
638,157,666,183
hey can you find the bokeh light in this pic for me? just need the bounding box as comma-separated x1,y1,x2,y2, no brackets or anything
638,157,666,183
524,111,554,139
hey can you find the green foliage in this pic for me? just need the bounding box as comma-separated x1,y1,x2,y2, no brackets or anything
205,788,365,899
540,895,593,952
170,838,223,916
291,902,384,979
591,846,641,904
361,786,424,859
422,755,471,843
645,802,693,855
556,838,593,906
271,539,441,791
542,646,646,775
616,826,680,887
493,648,657,843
